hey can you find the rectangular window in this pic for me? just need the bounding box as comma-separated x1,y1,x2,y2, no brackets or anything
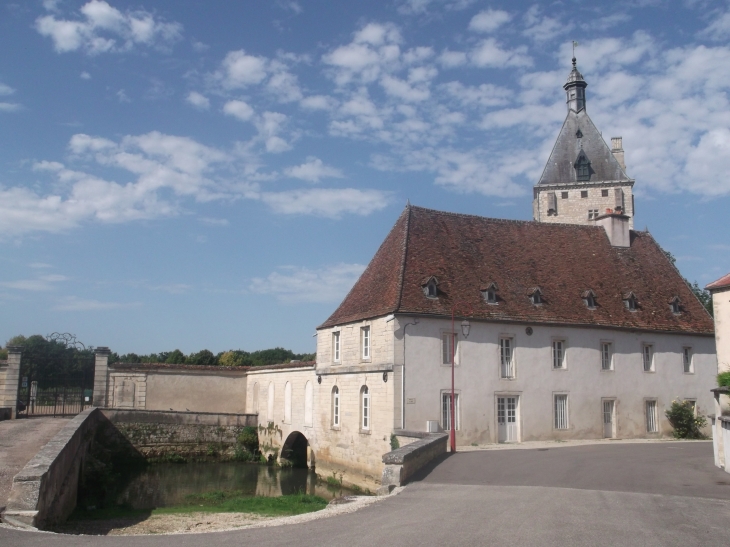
683,347,693,373
643,344,654,372
601,342,613,370
362,388,370,430
554,395,569,429
442,392,460,430
361,327,370,360
588,209,599,220
685,399,697,416
561,191,569,199
442,332,457,365
500,337,514,379
581,190,588,198
552,340,566,369
602,189,609,197
645,400,658,433
333,332,340,363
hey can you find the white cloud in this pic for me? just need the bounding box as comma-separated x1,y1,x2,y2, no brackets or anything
523,5,571,43
469,9,512,33
54,296,142,311
35,0,182,55
223,99,254,121
267,68,303,102
0,83,14,96
256,111,291,152
443,81,510,107
470,39,532,68
701,9,730,41
682,128,730,195
250,263,366,303
260,188,391,218
198,217,229,226
283,157,344,182
0,103,21,112
277,1,303,14
0,274,68,291
438,50,467,68
300,95,337,111
186,91,210,109
80,71,91,79
116,89,130,102
217,49,268,89
146,283,192,294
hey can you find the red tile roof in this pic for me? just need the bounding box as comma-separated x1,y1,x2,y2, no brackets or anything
319,206,714,335
706,273,730,292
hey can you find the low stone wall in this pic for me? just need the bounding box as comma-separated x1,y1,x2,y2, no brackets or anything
3,408,101,529
101,409,257,461
379,430,448,494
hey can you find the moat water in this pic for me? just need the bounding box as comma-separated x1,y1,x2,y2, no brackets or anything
112,463,356,510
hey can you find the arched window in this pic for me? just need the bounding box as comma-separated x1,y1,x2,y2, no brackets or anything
284,381,292,424
332,386,340,427
252,382,259,413
304,381,313,427
267,382,275,422
361,386,370,430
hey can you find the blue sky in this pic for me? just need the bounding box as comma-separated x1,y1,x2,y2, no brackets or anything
1,0,729,355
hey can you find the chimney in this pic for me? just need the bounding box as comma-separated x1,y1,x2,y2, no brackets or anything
594,212,630,248
611,137,626,170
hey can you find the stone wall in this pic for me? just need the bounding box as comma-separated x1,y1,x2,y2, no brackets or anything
101,409,256,461
380,431,448,493
0,348,21,418
3,408,101,529
534,182,635,229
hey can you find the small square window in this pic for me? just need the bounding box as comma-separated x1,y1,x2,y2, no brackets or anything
645,400,658,433
552,340,566,369
683,347,693,373
361,327,371,360
581,190,588,198
602,189,609,197
642,344,654,372
601,342,613,370
561,191,569,199
554,394,569,429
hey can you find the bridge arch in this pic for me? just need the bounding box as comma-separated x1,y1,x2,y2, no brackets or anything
281,430,311,469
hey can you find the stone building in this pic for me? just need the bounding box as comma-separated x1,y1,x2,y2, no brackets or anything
533,57,635,228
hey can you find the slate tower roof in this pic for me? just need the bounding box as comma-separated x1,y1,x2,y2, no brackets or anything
319,205,714,336
537,58,632,187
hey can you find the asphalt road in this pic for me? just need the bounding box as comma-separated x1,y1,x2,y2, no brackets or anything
2,441,728,546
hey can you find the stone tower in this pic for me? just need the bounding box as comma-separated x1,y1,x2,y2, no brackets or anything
533,57,635,228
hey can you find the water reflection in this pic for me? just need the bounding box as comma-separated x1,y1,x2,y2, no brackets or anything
115,463,352,510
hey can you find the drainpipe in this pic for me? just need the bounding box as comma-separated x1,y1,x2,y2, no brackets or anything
401,318,419,430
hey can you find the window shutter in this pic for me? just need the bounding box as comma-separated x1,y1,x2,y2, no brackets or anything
614,188,624,210
547,192,557,213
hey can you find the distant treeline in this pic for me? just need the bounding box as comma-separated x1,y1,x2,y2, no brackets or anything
110,347,315,367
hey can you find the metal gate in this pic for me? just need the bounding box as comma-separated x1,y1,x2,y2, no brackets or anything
16,333,95,417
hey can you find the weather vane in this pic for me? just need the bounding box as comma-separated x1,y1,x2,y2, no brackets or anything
572,40,578,58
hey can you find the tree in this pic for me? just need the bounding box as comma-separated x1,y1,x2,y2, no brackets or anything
187,349,217,366
165,349,186,364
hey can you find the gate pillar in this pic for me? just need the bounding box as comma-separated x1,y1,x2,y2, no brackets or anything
2,346,22,419
92,347,111,408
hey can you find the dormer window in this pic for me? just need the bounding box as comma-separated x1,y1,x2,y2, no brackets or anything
574,150,591,181
623,292,638,312
575,129,583,138
582,290,597,309
529,287,543,305
481,283,499,305
669,297,681,314
422,276,439,299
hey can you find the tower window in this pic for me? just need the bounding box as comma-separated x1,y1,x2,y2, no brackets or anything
602,189,609,197
561,192,568,199
581,190,588,198
576,129,583,138
575,151,592,182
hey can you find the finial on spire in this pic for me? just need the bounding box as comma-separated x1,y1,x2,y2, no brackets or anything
572,40,578,63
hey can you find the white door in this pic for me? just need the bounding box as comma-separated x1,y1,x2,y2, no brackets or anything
603,400,615,438
498,397,519,443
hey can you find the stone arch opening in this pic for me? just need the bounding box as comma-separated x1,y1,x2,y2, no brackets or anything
281,431,310,469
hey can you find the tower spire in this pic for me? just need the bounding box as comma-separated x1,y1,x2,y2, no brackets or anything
563,54,587,113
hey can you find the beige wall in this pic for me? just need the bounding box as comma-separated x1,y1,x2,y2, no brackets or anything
107,366,248,414
396,316,715,444
713,287,730,374
316,316,396,369
534,182,634,229
247,364,394,490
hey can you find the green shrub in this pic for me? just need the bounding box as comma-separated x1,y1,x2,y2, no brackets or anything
718,372,730,388
665,400,707,439
237,426,259,452
390,434,400,451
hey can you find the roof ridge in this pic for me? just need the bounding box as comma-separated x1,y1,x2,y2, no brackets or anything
394,204,412,312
